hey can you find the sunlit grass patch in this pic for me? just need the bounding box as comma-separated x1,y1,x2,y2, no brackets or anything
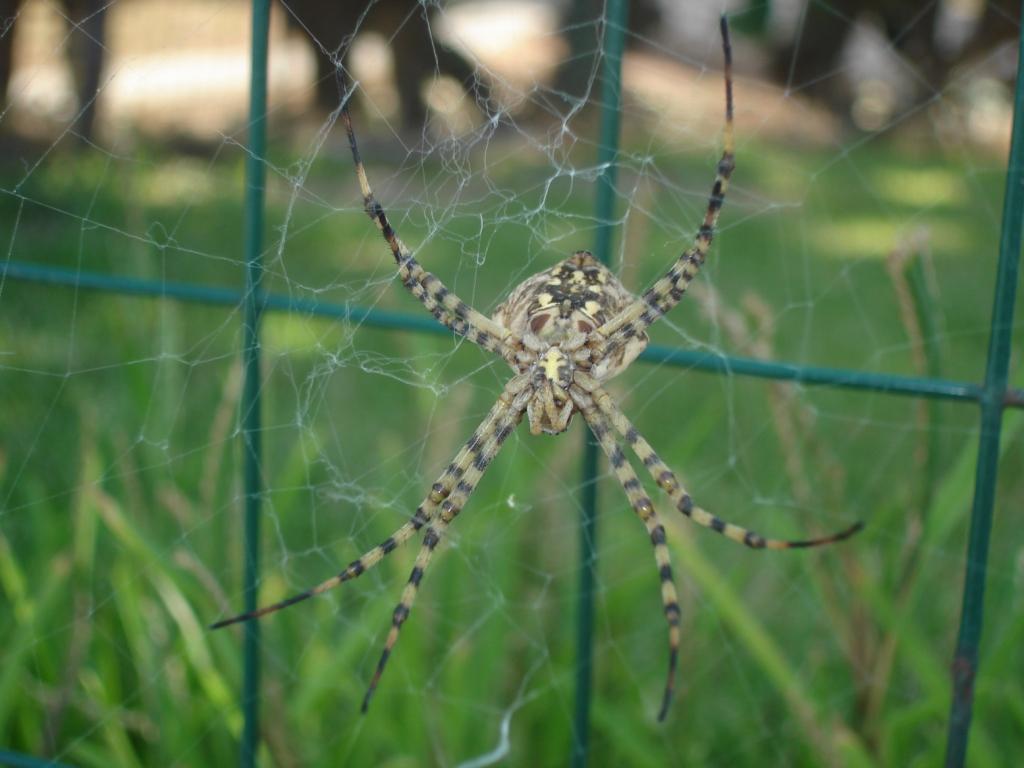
810,218,968,259
871,166,967,209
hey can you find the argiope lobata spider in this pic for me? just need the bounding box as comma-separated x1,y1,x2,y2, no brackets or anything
212,16,863,721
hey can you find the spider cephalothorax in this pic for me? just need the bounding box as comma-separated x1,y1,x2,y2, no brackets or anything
212,17,862,722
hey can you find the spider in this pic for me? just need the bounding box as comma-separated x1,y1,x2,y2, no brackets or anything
212,17,862,721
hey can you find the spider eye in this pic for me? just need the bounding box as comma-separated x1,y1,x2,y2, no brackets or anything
530,314,550,334
577,320,594,333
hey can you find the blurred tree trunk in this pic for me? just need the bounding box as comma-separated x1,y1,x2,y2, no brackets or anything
288,0,491,132
0,0,105,143
0,0,23,120
770,0,1017,115
65,0,106,143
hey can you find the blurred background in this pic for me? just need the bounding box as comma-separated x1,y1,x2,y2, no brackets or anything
1,0,1019,144
2,1,1023,766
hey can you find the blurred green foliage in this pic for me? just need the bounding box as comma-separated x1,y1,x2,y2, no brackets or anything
1,123,1022,767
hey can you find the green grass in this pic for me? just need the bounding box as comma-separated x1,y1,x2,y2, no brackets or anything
1,119,1023,767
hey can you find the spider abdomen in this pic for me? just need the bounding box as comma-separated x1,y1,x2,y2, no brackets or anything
493,250,648,377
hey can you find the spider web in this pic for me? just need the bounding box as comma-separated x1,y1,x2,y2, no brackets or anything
2,1,1023,766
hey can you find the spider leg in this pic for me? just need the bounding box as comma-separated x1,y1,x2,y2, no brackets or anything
589,385,864,549
341,102,515,361
596,15,735,349
211,376,530,630
575,392,681,722
361,388,529,712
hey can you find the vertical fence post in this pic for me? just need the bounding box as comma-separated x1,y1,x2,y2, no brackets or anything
241,1,270,766
943,5,1024,765
571,1,628,765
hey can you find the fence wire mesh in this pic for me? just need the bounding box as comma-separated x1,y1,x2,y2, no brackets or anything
1,1,1021,766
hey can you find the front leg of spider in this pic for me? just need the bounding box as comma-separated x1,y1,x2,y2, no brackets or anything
212,15,861,722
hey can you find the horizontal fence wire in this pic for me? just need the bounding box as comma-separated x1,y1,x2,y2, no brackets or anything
5,258,1020,408
0,749,76,768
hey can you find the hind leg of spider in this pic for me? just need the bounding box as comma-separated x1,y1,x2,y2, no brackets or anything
361,391,527,711
589,386,864,549
578,399,681,722
210,376,529,630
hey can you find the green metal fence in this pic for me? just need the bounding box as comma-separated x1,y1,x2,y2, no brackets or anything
3,1,1023,766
